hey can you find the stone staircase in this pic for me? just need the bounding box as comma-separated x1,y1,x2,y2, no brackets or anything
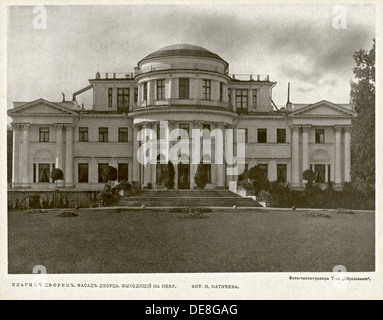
115,190,262,208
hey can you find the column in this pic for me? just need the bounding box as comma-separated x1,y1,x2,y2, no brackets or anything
143,122,153,187
147,80,154,106
344,126,351,183
55,124,64,170
216,122,226,188
129,86,135,110
11,123,20,187
65,125,74,187
21,124,30,187
189,121,195,189
291,125,300,187
210,123,217,187
132,124,141,186
334,126,343,185
302,124,311,172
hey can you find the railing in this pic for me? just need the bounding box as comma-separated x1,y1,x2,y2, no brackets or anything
229,74,270,81
95,72,136,80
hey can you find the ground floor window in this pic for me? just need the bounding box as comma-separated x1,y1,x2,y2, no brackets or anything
98,163,109,183
205,164,212,184
258,164,268,180
78,163,89,183
277,164,287,183
314,164,326,183
156,164,167,186
38,164,51,183
118,163,129,181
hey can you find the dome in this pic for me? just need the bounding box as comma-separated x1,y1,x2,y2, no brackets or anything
139,44,228,67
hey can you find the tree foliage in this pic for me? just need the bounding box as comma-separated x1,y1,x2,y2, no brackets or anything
102,166,118,182
164,161,175,189
248,166,269,196
51,168,64,182
194,164,208,189
302,169,316,189
350,39,375,193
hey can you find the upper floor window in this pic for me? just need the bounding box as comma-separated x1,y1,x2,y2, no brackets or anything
179,78,190,99
237,128,248,143
79,127,88,142
143,82,148,101
220,83,224,102
228,88,232,104
134,87,138,103
253,89,258,109
315,129,325,144
277,129,286,143
258,128,267,143
236,89,248,114
99,127,108,142
108,88,113,108
157,79,165,100
118,128,129,142
117,88,130,111
39,127,49,142
203,79,211,100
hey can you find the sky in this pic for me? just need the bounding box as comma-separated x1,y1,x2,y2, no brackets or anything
6,2,376,111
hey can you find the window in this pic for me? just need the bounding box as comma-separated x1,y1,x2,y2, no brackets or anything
237,128,248,143
258,129,267,143
277,164,287,183
98,163,109,183
228,88,232,104
79,127,88,142
314,165,326,183
134,87,138,103
33,164,36,183
220,83,224,102
203,79,211,100
39,128,49,142
253,89,258,109
236,89,248,114
206,164,212,184
315,129,325,144
179,78,190,99
143,82,148,101
108,88,113,108
38,164,50,183
117,88,130,111
157,124,166,141
157,79,165,100
118,163,129,182
179,123,190,140
118,128,129,142
259,164,268,180
156,156,167,186
99,128,108,142
277,129,286,143
78,163,89,183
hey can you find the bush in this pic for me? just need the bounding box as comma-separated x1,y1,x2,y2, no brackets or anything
303,210,332,218
302,169,315,189
57,210,78,218
51,168,64,182
100,184,118,207
172,207,212,219
102,166,118,183
164,161,175,189
194,164,209,189
248,166,270,195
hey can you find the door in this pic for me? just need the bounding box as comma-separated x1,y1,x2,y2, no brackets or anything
178,164,190,189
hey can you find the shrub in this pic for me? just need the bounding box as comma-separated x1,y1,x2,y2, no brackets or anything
302,169,315,189
100,184,118,206
194,164,209,189
51,168,64,182
102,166,118,183
249,166,270,195
57,210,78,218
163,161,175,189
303,210,332,218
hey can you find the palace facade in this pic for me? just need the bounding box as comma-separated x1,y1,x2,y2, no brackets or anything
8,44,356,191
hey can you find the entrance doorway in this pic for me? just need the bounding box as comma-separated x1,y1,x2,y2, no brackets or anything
178,163,190,189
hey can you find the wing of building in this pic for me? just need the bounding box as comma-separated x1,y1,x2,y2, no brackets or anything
8,44,356,191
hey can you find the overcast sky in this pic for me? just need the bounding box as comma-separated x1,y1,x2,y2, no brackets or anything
7,2,376,110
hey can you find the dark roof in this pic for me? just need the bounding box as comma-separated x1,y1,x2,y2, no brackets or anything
139,44,228,66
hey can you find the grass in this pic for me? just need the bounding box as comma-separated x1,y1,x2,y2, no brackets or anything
8,208,375,274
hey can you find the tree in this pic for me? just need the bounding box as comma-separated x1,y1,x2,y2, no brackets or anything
51,168,64,184
102,166,118,183
248,166,269,196
7,126,13,184
350,39,375,193
302,169,316,189
164,161,175,189
194,164,208,189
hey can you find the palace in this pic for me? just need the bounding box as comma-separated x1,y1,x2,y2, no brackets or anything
8,44,356,191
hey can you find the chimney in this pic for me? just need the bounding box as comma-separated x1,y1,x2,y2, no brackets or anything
134,67,139,77
286,82,293,111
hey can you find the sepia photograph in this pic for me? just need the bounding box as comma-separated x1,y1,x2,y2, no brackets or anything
0,0,381,300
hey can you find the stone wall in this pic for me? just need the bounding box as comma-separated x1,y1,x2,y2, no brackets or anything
8,190,102,210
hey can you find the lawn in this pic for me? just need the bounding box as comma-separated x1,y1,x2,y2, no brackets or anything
8,208,375,274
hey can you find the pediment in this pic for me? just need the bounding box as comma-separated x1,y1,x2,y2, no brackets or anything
8,99,78,116
290,100,356,118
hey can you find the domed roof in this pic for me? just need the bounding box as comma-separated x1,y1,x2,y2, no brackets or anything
139,44,228,66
